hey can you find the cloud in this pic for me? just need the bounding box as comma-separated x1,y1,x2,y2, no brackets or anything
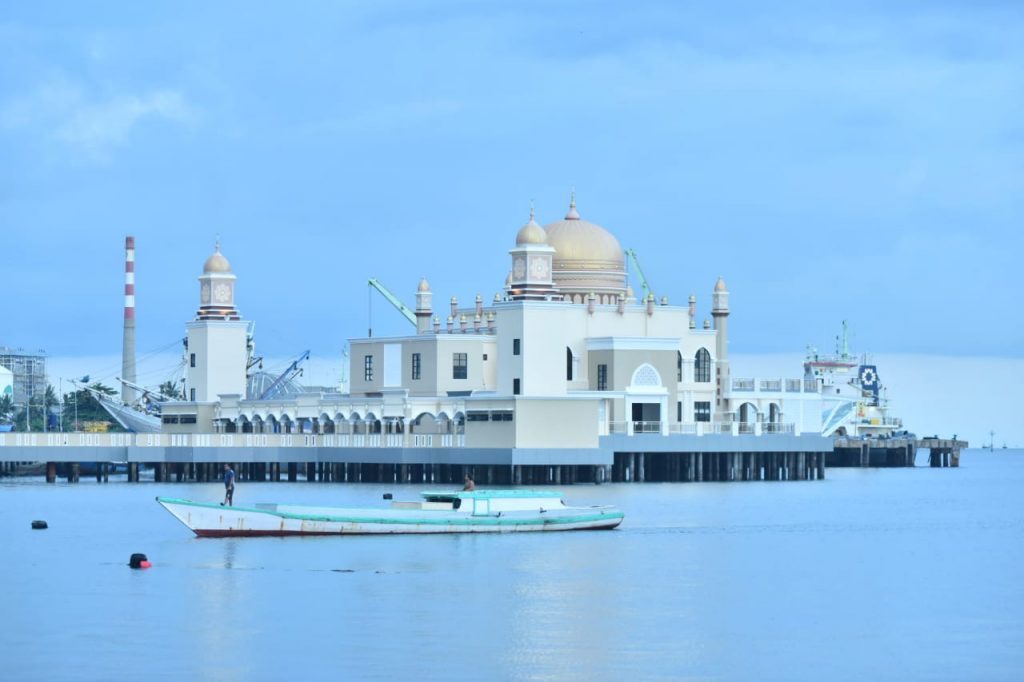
0,79,197,158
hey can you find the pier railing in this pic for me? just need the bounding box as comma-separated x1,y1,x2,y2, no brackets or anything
0,432,471,450
609,422,797,436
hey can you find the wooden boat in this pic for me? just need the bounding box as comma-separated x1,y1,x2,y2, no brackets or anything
155,490,624,536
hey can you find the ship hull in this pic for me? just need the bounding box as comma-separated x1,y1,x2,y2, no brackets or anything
156,496,624,536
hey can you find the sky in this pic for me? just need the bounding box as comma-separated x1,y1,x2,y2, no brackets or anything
2,1,1022,444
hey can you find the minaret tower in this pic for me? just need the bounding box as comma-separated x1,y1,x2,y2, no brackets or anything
712,277,731,417
184,241,249,403
121,236,137,405
508,206,559,301
415,278,433,334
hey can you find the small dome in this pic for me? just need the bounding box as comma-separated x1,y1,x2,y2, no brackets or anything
714,277,727,292
417,278,431,292
203,242,231,274
515,207,547,245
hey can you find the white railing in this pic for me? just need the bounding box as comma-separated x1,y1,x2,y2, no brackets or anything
0,431,468,449
732,378,820,394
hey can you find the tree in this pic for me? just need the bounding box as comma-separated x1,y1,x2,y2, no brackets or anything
0,394,13,422
159,380,184,400
59,383,119,432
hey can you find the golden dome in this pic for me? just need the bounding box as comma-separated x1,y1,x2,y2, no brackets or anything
543,196,624,271
515,207,547,245
417,277,431,292
203,241,232,274
714,277,727,292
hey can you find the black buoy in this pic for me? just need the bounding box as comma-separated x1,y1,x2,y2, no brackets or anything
128,553,151,569
31,520,48,529
382,493,392,500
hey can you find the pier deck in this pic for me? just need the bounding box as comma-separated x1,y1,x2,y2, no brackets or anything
830,437,967,468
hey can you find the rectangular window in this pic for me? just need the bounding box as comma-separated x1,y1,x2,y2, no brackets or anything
190,353,196,368
364,355,374,381
597,364,608,391
694,401,711,422
466,411,489,422
411,353,421,380
179,415,198,424
453,353,468,379
482,353,488,361
189,388,196,402
677,401,682,422
491,411,514,422
513,338,521,355
161,415,180,424
513,378,521,395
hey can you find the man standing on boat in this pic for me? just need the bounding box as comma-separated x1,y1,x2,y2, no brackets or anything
463,473,475,491
221,464,236,506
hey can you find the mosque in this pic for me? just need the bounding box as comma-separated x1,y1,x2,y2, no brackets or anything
159,195,830,479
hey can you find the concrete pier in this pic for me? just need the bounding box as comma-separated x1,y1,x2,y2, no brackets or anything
831,437,967,468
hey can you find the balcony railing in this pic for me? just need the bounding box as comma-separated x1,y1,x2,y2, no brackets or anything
732,378,820,394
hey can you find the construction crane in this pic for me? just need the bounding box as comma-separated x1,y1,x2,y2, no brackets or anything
259,350,310,400
367,278,416,337
624,248,653,301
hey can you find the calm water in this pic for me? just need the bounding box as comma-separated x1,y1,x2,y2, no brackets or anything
2,450,1022,682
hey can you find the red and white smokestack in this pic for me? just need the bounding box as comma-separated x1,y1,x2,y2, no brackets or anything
121,236,137,404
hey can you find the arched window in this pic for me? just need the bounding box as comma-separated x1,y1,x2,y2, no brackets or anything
694,348,711,383
677,351,683,381
566,346,573,381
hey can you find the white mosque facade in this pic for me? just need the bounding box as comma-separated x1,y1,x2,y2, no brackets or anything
161,197,830,465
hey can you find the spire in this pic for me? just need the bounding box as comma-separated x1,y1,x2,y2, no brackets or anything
565,188,580,220
529,201,535,222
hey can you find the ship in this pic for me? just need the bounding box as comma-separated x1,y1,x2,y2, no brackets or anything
805,322,907,438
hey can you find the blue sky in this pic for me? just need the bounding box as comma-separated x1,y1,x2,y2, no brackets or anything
2,2,1022,441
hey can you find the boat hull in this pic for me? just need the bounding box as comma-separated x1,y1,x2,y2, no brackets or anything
156,497,623,536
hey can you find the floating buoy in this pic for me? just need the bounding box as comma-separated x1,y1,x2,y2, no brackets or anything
31,520,48,529
382,493,393,500
129,553,151,569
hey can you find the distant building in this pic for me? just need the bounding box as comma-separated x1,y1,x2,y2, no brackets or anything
0,346,47,405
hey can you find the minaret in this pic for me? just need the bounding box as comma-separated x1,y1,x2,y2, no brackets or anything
121,236,137,404
184,241,248,403
415,278,433,334
712,277,730,416
508,205,558,301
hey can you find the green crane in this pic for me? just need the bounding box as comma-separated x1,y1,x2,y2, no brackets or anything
367,278,416,337
624,248,653,301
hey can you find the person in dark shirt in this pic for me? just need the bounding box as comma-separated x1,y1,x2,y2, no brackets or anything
221,464,236,506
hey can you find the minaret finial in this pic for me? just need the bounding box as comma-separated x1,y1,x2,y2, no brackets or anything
215,234,221,252
529,200,535,222
565,187,580,220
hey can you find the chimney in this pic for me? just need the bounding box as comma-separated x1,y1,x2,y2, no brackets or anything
121,236,137,404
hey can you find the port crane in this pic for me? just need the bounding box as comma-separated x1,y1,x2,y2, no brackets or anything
367,278,416,337
624,248,653,301
259,350,310,400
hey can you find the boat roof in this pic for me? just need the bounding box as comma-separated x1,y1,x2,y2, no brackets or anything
421,490,562,501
